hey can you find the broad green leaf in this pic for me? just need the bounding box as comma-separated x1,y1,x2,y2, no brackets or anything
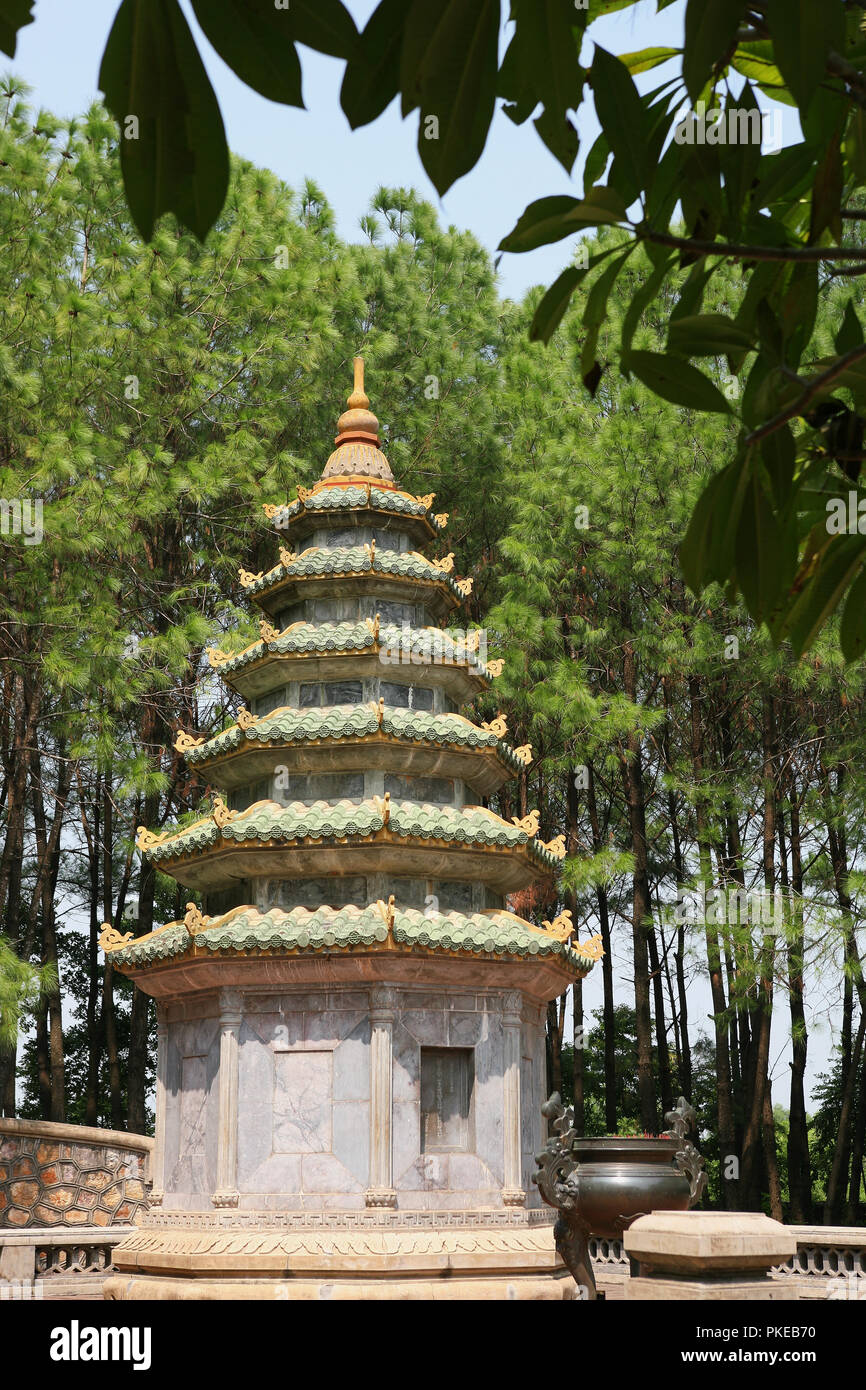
808,128,843,243
840,564,866,660
624,350,732,413
844,107,866,187
590,47,651,206
99,0,229,243
498,32,536,125
533,107,580,174
736,469,797,620
750,143,816,212
683,0,743,103
582,132,610,191
764,0,843,117
400,0,499,194
780,262,818,366
510,0,585,133
780,534,866,654
835,300,863,357
730,41,797,105
341,0,406,129
760,424,796,510
668,314,755,358
681,455,750,590
0,0,33,56
720,83,762,222
621,256,673,355
530,266,584,343
191,0,302,105
498,190,628,253
618,46,680,75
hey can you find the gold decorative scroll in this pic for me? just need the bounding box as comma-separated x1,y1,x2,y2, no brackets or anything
212,796,238,828
482,714,508,739
99,922,134,953
576,933,605,961
486,659,504,677
364,538,376,561
259,620,280,643
541,910,574,943
544,834,567,860
297,485,313,503
236,707,257,731
376,894,396,930
374,791,391,826
207,647,229,668
512,808,540,836
174,730,204,753
513,743,533,766
417,493,435,509
136,826,168,852
365,613,381,641
465,630,481,652
455,577,473,597
262,503,285,520
369,696,385,726
431,552,455,573
238,567,264,588
433,512,449,528
278,547,295,568
184,902,211,936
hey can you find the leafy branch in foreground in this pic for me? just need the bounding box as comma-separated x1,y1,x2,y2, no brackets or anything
5,1,866,651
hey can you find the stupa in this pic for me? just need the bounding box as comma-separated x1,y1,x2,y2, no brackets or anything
102,360,600,1300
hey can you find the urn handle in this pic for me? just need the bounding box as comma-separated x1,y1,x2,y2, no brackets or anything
663,1095,708,1207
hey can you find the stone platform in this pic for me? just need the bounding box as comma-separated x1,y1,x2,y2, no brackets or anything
104,1210,575,1300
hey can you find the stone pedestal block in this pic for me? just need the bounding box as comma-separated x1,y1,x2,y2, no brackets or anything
624,1210,798,1301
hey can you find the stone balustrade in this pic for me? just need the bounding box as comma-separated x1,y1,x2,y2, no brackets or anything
0,1118,153,1229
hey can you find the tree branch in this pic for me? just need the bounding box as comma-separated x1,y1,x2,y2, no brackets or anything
744,344,866,448
640,227,866,264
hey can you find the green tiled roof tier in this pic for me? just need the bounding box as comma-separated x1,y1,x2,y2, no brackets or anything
108,903,595,976
244,544,465,602
270,487,444,528
183,704,521,771
140,798,559,868
211,621,493,679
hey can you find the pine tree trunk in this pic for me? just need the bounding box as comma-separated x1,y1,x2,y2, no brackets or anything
785,779,811,1224
689,677,737,1206
740,693,777,1210
586,763,617,1132
846,1050,866,1224
825,1012,866,1223
621,636,656,1133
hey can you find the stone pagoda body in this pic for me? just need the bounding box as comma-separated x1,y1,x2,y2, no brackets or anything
102,361,598,1300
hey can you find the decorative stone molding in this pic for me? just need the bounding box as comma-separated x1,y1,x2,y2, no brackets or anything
211,989,243,1211
366,983,397,1209
149,1013,168,1208
501,990,524,1206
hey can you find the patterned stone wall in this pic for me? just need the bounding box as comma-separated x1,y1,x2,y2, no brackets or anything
0,1118,153,1228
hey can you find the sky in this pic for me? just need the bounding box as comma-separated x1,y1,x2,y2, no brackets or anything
10,0,837,1113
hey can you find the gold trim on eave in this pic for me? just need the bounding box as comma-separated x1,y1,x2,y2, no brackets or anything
99,923,134,953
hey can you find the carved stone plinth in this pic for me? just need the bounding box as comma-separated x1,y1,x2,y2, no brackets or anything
624,1211,798,1301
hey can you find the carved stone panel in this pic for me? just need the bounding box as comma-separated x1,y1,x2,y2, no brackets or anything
420,1048,474,1153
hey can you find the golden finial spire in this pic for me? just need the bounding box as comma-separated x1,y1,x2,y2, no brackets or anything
336,356,379,443
347,356,370,411
319,355,394,485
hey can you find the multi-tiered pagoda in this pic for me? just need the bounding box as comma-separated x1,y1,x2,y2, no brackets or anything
102,361,599,1300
